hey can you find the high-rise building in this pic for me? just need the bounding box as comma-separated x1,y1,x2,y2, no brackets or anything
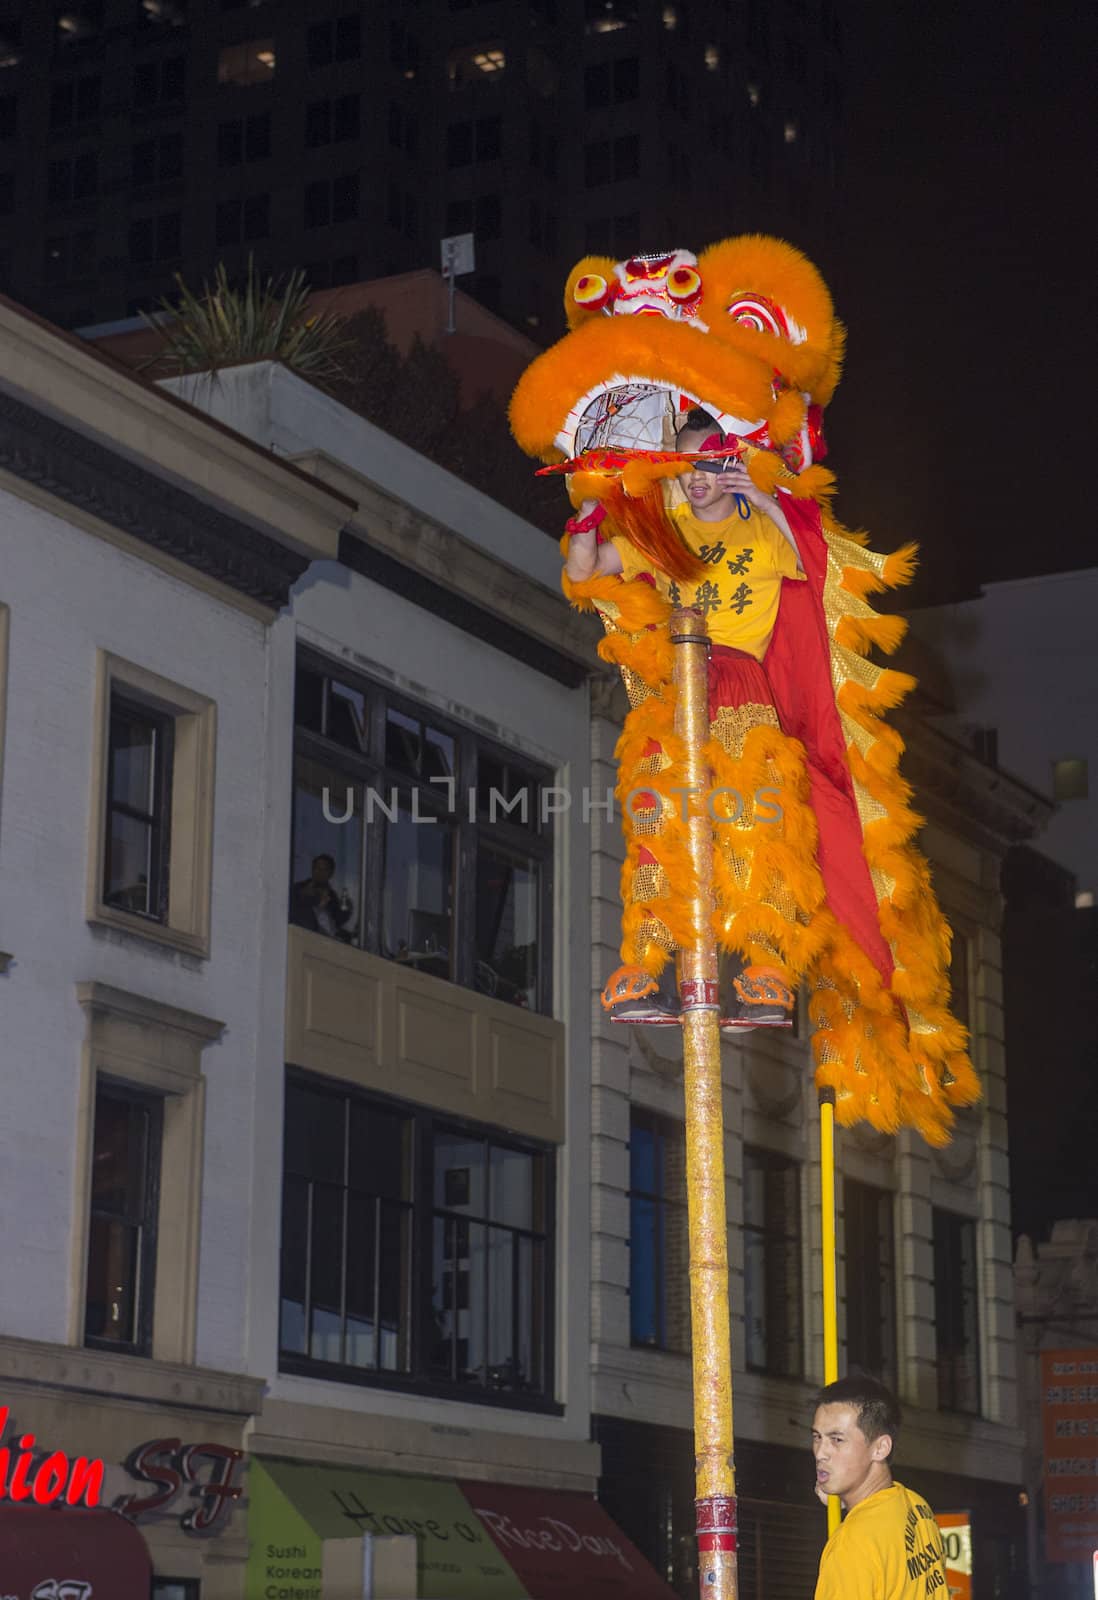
0,0,843,336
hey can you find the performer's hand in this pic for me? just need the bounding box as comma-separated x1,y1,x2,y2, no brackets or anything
714,464,763,500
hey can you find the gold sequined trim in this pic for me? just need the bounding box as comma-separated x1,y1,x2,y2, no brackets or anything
637,916,677,956
632,863,669,903
710,701,780,760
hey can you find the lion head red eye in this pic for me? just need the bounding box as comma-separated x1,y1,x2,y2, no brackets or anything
574,273,611,309
726,294,788,337
667,265,702,301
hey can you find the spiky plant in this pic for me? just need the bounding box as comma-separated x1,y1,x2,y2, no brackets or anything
139,255,350,383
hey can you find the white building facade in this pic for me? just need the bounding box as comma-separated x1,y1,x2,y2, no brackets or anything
0,323,638,1597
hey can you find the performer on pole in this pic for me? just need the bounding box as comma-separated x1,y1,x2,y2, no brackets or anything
511,236,978,1145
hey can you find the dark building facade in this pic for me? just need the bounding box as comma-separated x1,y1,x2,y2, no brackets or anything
0,0,842,336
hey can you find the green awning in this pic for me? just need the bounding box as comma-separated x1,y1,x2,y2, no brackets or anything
248,1458,525,1599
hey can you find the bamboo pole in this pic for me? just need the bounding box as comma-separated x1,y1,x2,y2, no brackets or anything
670,606,738,1600
819,1087,841,1536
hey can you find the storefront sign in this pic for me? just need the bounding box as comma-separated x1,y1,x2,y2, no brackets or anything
937,1511,973,1600
0,1409,104,1509
1041,1349,1098,1562
116,1439,245,1532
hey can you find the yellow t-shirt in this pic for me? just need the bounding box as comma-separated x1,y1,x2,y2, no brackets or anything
611,501,803,660
815,1483,949,1600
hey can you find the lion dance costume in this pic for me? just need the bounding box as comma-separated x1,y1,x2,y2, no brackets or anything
510,238,978,1144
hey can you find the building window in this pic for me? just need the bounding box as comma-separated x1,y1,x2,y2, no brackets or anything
1052,757,1088,801
84,1083,162,1356
55,2,104,51
306,13,360,68
528,120,558,178
151,1581,200,1600
216,111,270,167
90,654,217,956
44,229,96,284
0,20,20,68
843,1180,896,1389
304,172,359,229
387,101,419,156
743,1146,802,1376
215,192,270,245
139,0,187,27
132,55,185,109
49,74,101,128
290,655,552,1013
584,0,637,34
280,1075,553,1402
933,1209,980,1414
128,210,181,265
389,20,419,77
217,38,275,86
386,183,418,239
584,134,639,187
583,56,639,108
0,95,15,138
447,115,502,168
949,931,971,1031
47,150,99,207
103,694,174,922
445,192,500,242
447,42,506,90
131,132,183,187
629,1109,689,1352
305,92,360,148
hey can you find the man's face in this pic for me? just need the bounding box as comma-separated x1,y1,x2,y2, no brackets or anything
677,427,734,513
311,857,334,885
811,1403,891,1507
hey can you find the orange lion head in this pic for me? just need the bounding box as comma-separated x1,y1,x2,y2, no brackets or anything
509,235,844,502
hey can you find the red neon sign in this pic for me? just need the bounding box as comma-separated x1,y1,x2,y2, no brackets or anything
0,1407,104,1508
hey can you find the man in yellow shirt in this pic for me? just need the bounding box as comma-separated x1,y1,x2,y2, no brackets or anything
812,1377,949,1600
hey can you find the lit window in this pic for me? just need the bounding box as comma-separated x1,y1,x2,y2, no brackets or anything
705,44,720,71
1052,758,1088,801
473,48,505,73
662,4,678,26
784,119,798,143
1076,890,1094,910
448,42,506,89
217,38,276,85
746,81,760,108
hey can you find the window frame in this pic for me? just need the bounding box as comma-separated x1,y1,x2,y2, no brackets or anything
88,653,216,958
290,650,554,1015
83,1079,163,1358
103,690,175,925
742,1144,803,1378
932,1206,982,1415
628,1107,690,1354
279,1069,559,1412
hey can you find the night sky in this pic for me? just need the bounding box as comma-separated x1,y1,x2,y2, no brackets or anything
816,0,1098,607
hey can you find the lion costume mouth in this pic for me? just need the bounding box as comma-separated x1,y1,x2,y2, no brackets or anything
509,236,844,485
562,376,763,458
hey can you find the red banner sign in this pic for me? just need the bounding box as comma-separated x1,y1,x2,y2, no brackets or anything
1041,1349,1098,1563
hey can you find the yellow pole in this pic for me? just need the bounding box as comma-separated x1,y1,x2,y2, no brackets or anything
819,1087,841,1537
670,606,738,1600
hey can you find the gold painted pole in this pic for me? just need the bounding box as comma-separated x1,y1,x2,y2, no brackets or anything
670,606,738,1600
819,1087,841,1536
